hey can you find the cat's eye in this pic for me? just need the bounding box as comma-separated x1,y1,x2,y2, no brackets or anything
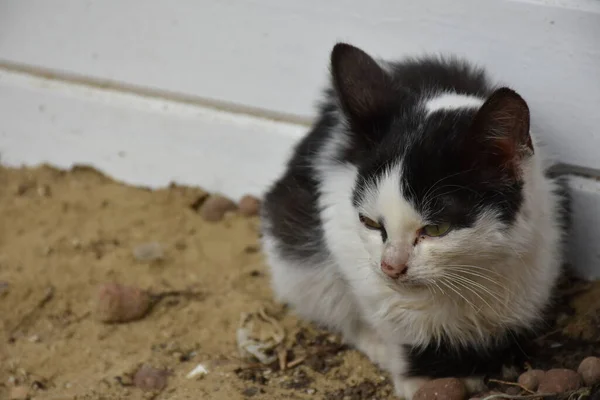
359,215,383,230
421,222,452,237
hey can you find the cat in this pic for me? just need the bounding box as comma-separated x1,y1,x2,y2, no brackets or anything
259,42,566,399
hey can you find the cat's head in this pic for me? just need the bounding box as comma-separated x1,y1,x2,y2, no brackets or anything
330,43,536,294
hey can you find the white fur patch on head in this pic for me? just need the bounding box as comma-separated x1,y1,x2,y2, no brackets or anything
355,164,422,268
357,163,420,230
425,93,484,115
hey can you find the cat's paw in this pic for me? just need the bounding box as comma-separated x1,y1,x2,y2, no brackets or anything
461,376,486,394
351,327,391,368
392,376,430,400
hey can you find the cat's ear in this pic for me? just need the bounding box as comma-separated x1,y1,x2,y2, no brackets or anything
470,87,533,177
330,43,395,125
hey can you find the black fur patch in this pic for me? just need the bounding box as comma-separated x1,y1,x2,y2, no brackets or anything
260,93,338,263
403,331,534,378
348,57,526,227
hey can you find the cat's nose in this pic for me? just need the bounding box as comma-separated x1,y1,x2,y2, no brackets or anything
381,261,408,278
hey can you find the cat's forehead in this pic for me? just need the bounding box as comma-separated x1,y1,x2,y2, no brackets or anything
354,163,423,229
352,106,524,227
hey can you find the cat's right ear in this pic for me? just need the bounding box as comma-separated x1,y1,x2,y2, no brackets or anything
330,43,396,126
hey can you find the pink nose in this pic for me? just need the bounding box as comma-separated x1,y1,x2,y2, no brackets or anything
381,261,408,278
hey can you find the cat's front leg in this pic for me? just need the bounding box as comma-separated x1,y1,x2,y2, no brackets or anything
349,324,391,369
350,326,430,399
392,376,430,400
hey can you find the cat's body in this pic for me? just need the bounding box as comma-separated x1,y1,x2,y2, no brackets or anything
260,43,565,399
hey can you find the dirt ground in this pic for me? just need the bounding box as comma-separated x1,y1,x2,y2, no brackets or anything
1,165,599,400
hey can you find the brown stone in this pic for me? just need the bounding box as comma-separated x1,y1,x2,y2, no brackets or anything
95,283,152,323
517,369,545,391
578,356,600,386
413,378,467,400
199,194,237,222
10,386,29,400
538,368,582,393
238,195,261,217
133,364,169,391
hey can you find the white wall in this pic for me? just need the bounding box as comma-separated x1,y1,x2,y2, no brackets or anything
2,0,600,167
0,0,599,277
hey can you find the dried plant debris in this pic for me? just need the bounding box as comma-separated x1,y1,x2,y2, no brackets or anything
236,307,285,364
325,379,390,400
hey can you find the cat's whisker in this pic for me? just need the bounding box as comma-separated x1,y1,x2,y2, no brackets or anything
443,264,507,278
444,267,506,286
432,281,447,296
445,269,517,299
438,278,480,313
445,272,506,305
446,275,515,328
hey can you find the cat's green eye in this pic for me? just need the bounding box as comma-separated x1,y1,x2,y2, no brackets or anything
359,215,383,230
422,222,452,237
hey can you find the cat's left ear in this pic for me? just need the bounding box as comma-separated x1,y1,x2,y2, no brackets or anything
470,87,534,177
330,43,396,127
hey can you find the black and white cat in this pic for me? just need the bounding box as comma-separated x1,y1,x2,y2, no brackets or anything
260,43,565,399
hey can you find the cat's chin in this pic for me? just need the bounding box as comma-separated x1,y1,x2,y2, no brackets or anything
382,274,429,292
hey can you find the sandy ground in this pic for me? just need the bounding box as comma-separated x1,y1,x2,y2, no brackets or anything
1,165,599,400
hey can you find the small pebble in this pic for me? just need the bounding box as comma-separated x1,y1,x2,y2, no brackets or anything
578,356,600,386
95,283,152,323
199,194,237,222
413,378,467,400
37,185,51,197
518,369,545,391
71,238,83,249
238,195,261,217
0,281,9,296
28,334,40,343
16,183,30,196
133,365,169,391
538,368,581,393
132,242,164,262
10,386,29,400
186,364,208,379
242,387,260,397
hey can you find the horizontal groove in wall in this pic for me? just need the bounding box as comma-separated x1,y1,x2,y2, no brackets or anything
547,163,600,180
0,59,313,127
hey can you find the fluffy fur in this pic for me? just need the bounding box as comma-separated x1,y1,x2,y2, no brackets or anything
260,43,565,399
